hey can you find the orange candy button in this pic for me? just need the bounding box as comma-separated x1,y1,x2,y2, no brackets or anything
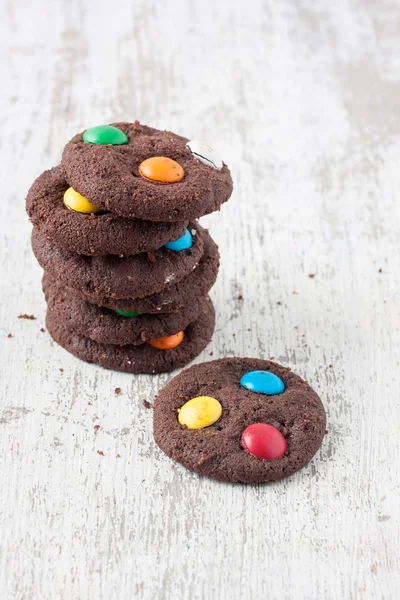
138,156,185,183
149,331,184,350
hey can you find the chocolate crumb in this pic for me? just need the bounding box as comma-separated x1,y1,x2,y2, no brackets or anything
247,328,252,332
116,454,121,458
269,356,275,360
87,401,92,405
328,364,333,368
40,328,45,333
308,274,315,279
209,351,214,356
18,314,36,320
378,268,382,273
94,425,100,430
7,333,13,338
115,387,121,395
238,294,243,300
59,367,64,372
143,400,153,409
97,450,104,456
276,301,281,305
325,430,329,434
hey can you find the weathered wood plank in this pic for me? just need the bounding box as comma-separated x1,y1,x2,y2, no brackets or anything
0,0,399,598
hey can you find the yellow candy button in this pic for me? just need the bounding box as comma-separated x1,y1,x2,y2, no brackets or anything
63,187,101,214
178,396,222,430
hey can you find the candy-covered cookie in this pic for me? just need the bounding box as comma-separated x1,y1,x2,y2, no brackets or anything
61,122,233,221
45,298,215,374
44,275,211,346
154,358,326,484
73,229,220,314
32,223,204,299
26,166,188,256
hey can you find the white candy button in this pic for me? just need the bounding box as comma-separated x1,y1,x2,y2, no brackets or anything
186,140,223,170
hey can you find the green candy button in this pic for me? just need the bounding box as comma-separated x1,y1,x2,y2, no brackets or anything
115,309,140,318
83,125,128,145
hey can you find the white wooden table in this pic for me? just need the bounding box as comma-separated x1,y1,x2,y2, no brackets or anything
1,1,399,598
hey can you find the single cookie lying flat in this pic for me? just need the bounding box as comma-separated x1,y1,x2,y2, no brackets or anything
61,122,233,221
32,222,204,299
26,166,188,256
75,229,220,314
44,275,210,346
46,298,215,374
154,358,326,484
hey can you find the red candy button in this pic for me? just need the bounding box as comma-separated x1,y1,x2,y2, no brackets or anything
241,423,287,460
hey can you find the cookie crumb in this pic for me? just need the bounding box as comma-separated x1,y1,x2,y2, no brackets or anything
308,274,315,279
40,328,45,333
143,400,153,409
114,387,121,395
94,425,100,430
18,314,36,320
116,454,121,458
7,333,13,338
378,268,382,273
276,301,281,305
59,368,64,372
269,356,275,360
88,401,92,405
97,450,104,456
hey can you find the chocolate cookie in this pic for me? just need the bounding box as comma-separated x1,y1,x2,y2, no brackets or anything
32,222,204,299
26,166,188,256
72,229,220,314
44,275,210,346
45,298,215,374
61,122,233,221
154,358,326,484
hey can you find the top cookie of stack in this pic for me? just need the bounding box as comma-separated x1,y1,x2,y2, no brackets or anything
26,122,233,374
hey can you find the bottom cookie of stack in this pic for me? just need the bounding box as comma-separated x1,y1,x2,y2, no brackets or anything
45,297,215,374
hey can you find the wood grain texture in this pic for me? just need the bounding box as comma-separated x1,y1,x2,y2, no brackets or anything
0,0,399,598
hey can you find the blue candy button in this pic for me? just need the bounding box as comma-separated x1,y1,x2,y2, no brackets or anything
164,228,193,252
240,370,285,395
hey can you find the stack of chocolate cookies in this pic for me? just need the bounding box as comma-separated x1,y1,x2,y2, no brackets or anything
26,122,233,374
